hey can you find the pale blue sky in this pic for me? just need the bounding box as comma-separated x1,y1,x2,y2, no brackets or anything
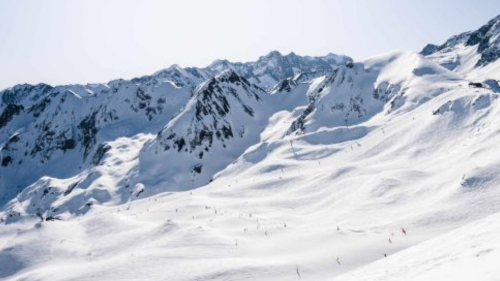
0,0,498,89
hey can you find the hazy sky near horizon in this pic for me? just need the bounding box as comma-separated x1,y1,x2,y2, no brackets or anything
0,0,498,89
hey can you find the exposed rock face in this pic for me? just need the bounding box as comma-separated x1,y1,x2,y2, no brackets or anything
0,77,192,202
139,70,271,191
421,15,500,69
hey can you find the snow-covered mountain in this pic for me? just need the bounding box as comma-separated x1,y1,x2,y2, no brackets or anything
2,15,500,281
0,51,350,216
0,77,192,207
150,50,352,91
422,15,500,82
205,51,352,90
139,70,273,192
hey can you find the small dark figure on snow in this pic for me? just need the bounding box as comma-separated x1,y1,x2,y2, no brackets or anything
296,265,301,278
45,216,61,221
469,82,483,88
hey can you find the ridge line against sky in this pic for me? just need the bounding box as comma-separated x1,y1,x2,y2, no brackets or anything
0,0,499,90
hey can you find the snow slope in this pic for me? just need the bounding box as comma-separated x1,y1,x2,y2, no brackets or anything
2,15,500,281
0,51,349,219
422,15,500,81
2,48,500,280
0,78,192,215
333,211,500,281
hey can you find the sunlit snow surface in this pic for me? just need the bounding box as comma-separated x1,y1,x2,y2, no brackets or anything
1,48,500,281
4,14,500,279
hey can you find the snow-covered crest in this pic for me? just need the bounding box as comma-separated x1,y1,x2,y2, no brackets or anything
138,69,271,192
422,14,500,81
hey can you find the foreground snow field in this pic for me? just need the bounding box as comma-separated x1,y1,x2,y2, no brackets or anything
2,15,500,281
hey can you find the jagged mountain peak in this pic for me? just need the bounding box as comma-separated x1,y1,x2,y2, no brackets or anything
137,50,352,92
1,83,53,105
207,59,234,72
420,31,473,58
421,43,439,56
138,70,270,191
261,50,283,58
464,15,500,66
194,69,262,102
213,69,245,82
270,76,299,94
421,14,500,79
